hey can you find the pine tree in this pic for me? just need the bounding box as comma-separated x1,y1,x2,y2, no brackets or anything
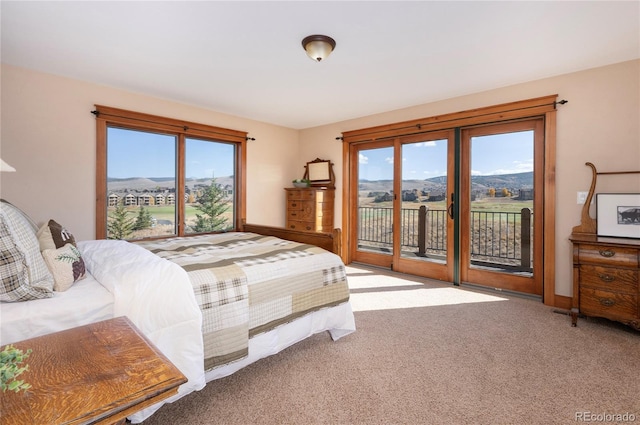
133,206,153,231
192,177,230,233
107,205,135,239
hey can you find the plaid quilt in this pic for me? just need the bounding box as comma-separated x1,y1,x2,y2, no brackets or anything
136,232,350,371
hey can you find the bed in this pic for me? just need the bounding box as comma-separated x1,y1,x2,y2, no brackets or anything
0,200,356,423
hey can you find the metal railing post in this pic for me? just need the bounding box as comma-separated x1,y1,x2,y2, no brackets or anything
418,205,426,256
520,208,531,270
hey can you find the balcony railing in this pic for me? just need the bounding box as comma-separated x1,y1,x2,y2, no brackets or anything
358,205,533,272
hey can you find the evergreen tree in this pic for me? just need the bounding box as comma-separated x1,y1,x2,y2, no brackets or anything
133,206,153,231
107,205,135,239
192,177,230,232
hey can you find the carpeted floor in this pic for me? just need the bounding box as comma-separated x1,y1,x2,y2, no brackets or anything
142,264,640,425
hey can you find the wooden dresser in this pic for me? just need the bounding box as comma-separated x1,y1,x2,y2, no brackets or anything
570,233,640,330
285,187,334,233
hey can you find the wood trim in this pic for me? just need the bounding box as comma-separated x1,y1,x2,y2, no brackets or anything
237,139,247,230
543,110,557,305
342,95,559,143
177,134,186,235
93,105,247,239
93,105,246,142
391,138,402,270
342,140,350,264
554,294,572,311
95,119,107,239
241,221,342,257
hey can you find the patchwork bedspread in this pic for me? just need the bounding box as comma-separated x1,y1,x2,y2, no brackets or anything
136,232,350,371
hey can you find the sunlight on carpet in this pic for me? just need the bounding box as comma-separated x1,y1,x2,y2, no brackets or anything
346,265,508,311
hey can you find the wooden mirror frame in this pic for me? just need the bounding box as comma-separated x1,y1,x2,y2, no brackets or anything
303,158,335,188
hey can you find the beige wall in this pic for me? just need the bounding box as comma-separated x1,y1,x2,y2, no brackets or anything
1,60,638,299
299,59,640,298
0,64,299,239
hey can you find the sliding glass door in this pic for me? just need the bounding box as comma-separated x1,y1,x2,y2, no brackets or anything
348,120,544,296
460,119,544,295
349,131,454,282
352,142,395,268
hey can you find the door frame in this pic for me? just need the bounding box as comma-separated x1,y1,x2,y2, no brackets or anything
347,139,395,269
393,131,455,282
341,95,558,306
460,118,545,296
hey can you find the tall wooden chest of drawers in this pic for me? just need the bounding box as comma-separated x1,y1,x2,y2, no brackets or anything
285,187,334,233
570,233,640,330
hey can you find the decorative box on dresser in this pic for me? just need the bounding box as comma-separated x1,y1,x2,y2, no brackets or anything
285,187,334,233
570,233,640,330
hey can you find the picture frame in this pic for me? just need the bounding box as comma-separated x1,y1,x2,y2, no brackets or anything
596,193,640,239
303,158,335,188
308,161,330,181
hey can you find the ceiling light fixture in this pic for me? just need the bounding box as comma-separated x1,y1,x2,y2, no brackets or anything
302,35,336,62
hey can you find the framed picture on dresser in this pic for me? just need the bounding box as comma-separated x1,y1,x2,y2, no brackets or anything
596,193,640,239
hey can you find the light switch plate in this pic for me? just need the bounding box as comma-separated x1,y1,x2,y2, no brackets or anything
577,191,589,205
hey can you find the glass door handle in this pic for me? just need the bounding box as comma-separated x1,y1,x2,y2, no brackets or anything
447,194,455,219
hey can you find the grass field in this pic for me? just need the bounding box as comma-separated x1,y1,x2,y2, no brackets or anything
107,203,234,239
359,196,533,215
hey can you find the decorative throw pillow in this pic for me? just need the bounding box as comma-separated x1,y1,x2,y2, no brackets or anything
37,219,77,251
0,205,54,302
41,243,86,292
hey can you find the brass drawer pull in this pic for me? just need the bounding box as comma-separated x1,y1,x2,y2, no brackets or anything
599,298,615,307
598,249,615,258
291,203,298,207
598,273,615,282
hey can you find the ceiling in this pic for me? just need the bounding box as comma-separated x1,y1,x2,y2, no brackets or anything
2,1,639,130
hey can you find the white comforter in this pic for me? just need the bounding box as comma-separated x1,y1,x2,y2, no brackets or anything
78,239,206,422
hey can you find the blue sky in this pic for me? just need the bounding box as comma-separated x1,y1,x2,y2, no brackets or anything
107,127,235,179
108,127,533,181
359,131,534,181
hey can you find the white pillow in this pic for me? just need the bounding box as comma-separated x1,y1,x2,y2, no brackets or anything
0,202,54,301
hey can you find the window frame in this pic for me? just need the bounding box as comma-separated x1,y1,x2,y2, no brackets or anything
94,105,247,240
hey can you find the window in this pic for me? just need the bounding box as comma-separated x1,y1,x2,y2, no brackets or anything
94,105,247,240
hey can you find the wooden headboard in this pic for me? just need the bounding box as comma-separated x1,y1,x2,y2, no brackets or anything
240,221,342,257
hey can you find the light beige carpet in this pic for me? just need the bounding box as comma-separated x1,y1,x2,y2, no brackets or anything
143,264,640,425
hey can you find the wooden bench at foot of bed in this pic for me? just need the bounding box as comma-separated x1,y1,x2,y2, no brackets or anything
240,221,342,258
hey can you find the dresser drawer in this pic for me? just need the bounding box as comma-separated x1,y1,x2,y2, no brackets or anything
578,244,639,268
579,265,638,293
286,189,318,201
580,287,638,320
287,206,315,221
286,190,304,201
287,200,315,211
286,220,314,232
